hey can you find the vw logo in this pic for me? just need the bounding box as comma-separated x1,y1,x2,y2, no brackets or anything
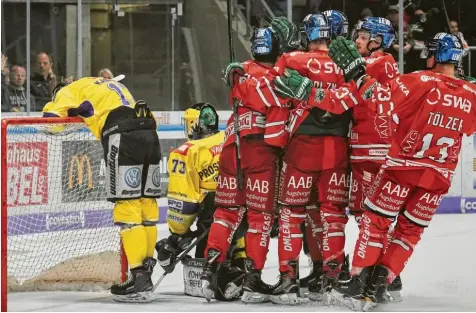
125,167,141,188
152,167,161,187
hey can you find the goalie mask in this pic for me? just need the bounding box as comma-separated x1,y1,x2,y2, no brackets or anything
182,103,219,140
420,32,463,65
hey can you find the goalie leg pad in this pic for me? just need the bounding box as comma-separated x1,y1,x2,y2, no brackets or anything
278,206,306,273
206,206,246,264
245,209,274,270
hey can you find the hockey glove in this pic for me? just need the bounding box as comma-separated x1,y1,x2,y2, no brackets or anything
271,17,301,53
156,234,193,271
222,62,245,87
329,36,367,82
274,68,312,101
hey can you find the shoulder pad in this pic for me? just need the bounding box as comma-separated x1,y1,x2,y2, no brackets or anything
173,142,195,156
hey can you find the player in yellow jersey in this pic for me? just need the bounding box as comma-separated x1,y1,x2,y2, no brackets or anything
43,77,161,302
156,103,247,300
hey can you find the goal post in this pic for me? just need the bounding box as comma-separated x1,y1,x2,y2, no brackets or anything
1,117,128,311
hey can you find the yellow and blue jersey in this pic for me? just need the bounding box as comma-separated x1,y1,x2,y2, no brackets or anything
42,77,135,139
166,131,224,235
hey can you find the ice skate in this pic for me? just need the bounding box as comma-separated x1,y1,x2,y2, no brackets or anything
216,259,246,300
201,249,220,302
270,260,299,305
111,257,156,303
387,275,403,302
365,265,390,308
331,266,373,311
241,259,273,303
306,261,324,301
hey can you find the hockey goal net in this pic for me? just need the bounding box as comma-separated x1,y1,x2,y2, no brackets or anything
1,117,127,310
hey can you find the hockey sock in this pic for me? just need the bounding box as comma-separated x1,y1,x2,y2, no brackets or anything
245,210,273,270
205,207,245,263
278,206,306,273
120,225,147,269
143,223,158,258
379,214,423,284
351,210,393,275
320,203,348,267
305,209,323,262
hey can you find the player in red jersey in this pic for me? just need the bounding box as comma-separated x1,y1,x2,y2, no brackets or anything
225,12,352,304
200,27,284,304
347,17,399,226
319,33,474,310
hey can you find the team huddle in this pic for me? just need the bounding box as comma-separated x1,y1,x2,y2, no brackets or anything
40,8,476,312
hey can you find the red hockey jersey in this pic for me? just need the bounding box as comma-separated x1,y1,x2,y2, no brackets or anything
233,49,346,147
350,51,400,163
354,71,476,185
224,60,274,147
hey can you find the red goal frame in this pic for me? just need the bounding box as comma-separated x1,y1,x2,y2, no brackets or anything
1,117,128,311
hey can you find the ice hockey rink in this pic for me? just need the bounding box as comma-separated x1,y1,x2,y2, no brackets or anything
7,214,476,312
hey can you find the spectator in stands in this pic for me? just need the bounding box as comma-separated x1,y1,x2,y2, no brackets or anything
449,20,470,76
350,8,373,40
98,68,114,79
30,52,56,111
386,5,413,71
3,65,35,112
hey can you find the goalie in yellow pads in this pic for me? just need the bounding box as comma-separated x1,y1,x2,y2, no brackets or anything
42,77,160,302
156,103,247,300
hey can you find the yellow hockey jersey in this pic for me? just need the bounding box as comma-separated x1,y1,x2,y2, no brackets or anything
166,131,225,235
42,77,135,139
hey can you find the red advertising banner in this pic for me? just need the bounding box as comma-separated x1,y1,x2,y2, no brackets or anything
7,142,49,206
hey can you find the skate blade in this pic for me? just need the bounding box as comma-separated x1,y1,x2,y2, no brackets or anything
270,293,300,305
308,291,326,302
361,297,378,312
331,289,372,311
241,291,270,304
112,291,155,303
388,290,403,303
201,280,215,302
299,287,309,298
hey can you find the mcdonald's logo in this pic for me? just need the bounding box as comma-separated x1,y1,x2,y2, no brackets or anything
68,155,93,189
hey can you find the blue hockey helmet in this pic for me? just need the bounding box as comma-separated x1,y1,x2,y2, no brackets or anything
301,13,330,46
250,27,279,62
421,32,463,64
356,17,395,49
323,10,349,38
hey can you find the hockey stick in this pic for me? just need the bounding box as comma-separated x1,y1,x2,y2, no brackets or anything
152,229,210,292
227,0,244,190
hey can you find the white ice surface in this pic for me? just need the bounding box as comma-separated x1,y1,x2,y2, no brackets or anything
8,214,476,311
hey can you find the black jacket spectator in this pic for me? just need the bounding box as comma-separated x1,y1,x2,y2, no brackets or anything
30,72,53,110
